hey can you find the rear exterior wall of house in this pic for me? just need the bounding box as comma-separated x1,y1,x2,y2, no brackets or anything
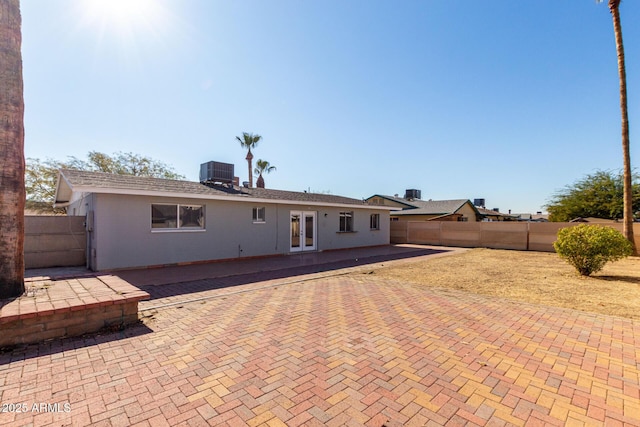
69,193,389,271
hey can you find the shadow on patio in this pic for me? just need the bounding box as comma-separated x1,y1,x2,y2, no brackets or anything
117,245,454,303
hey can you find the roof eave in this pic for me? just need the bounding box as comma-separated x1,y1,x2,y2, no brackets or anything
53,171,73,205
367,194,416,208
66,186,395,210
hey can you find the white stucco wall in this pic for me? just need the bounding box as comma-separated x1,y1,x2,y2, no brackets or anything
83,193,389,270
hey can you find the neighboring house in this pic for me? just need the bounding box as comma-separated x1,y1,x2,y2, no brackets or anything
474,206,519,222
569,217,618,223
366,192,481,222
54,169,392,271
514,213,549,222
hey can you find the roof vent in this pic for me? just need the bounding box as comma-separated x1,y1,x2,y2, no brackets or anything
200,161,234,184
404,189,421,200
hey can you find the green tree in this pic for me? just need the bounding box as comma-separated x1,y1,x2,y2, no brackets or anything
0,0,26,298
545,170,640,222
599,0,636,254
25,158,66,214
236,132,262,188
25,152,185,213
254,159,276,188
554,224,633,276
69,151,184,179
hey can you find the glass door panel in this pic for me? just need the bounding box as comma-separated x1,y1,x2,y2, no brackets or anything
290,213,301,251
303,212,316,250
290,211,316,252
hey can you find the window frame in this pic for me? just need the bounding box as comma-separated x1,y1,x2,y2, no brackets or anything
338,211,354,233
151,203,206,232
252,206,266,223
370,213,380,230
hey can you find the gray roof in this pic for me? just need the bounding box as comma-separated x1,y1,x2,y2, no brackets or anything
55,169,385,209
475,206,518,218
370,195,471,216
393,199,470,216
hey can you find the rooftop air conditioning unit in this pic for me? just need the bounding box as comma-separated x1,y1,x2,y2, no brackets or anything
200,161,234,184
404,189,421,200
473,198,486,208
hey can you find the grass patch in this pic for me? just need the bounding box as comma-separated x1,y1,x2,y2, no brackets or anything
368,248,640,320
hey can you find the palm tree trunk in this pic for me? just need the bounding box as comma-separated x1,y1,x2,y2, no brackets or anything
0,0,26,297
609,0,636,255
246,150,254,188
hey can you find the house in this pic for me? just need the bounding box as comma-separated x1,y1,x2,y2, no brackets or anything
569,217,617,223
54,169,392,271
474,206,519,222
514,212,549,222
366,191,481,222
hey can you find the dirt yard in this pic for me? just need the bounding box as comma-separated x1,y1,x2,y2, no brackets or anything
365,248,640,320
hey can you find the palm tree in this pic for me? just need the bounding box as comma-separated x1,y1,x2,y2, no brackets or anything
254,159,277,188
236,132,262,188
600,0,636,255
0,0,26,298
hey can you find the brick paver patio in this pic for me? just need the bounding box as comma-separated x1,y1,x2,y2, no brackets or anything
2,254,640,426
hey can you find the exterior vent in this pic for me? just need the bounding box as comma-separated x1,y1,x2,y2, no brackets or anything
404,189,421,200
200,161,234,184
473,198,485,208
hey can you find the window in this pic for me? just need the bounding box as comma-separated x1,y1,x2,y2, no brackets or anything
253,207,266,223
370,213,380,230
339,211,354,232
152,204,205,230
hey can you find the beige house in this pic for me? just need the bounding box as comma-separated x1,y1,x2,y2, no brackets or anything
366,194,481,222
474,206,519,222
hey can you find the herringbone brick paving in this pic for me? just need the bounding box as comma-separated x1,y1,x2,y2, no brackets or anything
2,270,640,426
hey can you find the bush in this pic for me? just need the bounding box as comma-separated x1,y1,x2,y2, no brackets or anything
553,224,633,276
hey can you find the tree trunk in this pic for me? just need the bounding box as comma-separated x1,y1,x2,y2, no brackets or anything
246,150,254,188
609,0,636,255
0,0,26,298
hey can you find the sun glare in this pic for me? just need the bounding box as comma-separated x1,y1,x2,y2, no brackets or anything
78,0,172,52
88,0,156,28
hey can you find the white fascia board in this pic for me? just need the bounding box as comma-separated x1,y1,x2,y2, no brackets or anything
68,186,396,211
54,172,74,204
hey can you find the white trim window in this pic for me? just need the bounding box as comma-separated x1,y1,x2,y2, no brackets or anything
339,211,354,232
152,204,205,230
253,207,266,223
370,213,380,230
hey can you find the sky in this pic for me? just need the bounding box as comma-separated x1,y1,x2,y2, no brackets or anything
20,0,639,214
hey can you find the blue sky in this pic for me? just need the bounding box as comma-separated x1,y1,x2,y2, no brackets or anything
21,0,638,214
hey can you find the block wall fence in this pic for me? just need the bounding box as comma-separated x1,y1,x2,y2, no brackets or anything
25,216,86,269
390,221,640,252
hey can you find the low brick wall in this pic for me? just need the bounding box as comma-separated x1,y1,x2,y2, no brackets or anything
0,275,149,348
0,302,140,348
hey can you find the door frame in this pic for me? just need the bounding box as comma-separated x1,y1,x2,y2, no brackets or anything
290,210,317,252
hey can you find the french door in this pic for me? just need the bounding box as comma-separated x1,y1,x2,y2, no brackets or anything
290,211,317,252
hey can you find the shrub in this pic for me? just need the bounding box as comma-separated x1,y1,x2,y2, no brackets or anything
553,224,633,276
